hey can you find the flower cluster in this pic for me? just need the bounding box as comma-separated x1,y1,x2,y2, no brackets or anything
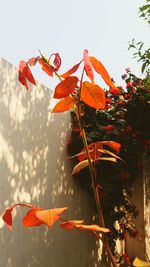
68,70,150,262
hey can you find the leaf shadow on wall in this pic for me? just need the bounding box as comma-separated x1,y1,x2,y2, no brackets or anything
0,58,103,267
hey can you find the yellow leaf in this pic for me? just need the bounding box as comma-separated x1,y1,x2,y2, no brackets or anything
133,257,150,267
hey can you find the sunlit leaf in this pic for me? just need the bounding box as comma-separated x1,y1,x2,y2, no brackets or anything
72,159,90,175
60,220,84,230
54,76,78,99
77,224,110,233
133,257,150,266
35,207,68,228
60,221,110,233
81,81,106,109
52,97,76,113
90,56,119,91
83,49,94,82
38,58,53,77
23,208,43,227
18,60,36,90
61,61,82,78
2,203,35,230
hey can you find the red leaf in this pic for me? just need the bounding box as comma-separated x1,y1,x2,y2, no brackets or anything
18,61,36,90
61,61,82,79
83,49,94,82
23,208,43,227
54,76,78,99
90,56,119,91
81,81,106,109
52,53,62,71
100,141,121,153
2,203,34,230
52,97,76,113
38,58,53,77
35,207,68,228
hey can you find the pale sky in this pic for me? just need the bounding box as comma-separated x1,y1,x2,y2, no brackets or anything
0,0,149,88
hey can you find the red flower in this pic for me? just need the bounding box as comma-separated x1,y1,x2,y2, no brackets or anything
109,87,121,95
122,253,131,265
106,98,112,104
123,126,132,134
145,139,150,149
104,125,115,133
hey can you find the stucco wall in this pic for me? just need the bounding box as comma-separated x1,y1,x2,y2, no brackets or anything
0,58,100,267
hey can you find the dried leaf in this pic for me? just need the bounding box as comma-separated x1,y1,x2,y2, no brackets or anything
72,159,90,175
81,81,106,109
97,148,122,161
83,49,94,82
35,207,68,228
97,157,117,163
133,257,150,267
54,76,78,99
52,97,76,113
61,61,82,78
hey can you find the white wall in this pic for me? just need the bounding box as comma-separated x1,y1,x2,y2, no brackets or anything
0,58,100,267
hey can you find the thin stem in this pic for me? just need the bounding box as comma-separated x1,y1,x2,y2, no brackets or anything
74,68,117,267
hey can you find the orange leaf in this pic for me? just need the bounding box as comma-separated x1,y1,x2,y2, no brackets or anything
81,81,106,109
2,203,35,230
52,97,76,113
35,207,68,228
18,60,36,90
38,58,53,77
83,49,94,82
54,76,78,99
61,61,82,78
23,208,43,227
28,56,40,66
60,220,84,230
77,224,110,233
100,141,121,153
90,56,119,91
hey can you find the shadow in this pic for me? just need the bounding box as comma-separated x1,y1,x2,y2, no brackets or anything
0,58,103,267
